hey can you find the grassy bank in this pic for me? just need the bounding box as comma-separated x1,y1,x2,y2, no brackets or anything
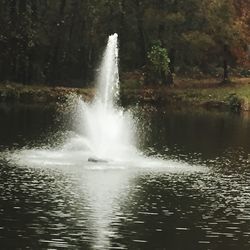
0,82,94,104
1,78,250,112
120,77,250,112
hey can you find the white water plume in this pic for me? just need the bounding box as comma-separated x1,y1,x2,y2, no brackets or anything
97,33,119,107
75,33,137,161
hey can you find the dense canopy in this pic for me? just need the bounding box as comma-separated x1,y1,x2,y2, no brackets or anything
0,0,249,86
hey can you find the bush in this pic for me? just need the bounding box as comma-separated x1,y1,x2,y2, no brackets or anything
146,41,170,84
227,93,241,112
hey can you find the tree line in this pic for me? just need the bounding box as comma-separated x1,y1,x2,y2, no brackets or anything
0,0,249,86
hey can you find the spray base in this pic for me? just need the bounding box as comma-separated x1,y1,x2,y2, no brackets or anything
88,157,109,163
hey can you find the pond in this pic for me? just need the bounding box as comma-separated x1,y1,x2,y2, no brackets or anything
0,103,250,250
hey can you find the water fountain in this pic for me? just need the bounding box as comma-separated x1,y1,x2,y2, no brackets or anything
8,34,138,168
76,33,137,163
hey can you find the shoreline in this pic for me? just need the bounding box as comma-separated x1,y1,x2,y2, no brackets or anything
120,77,250,112
0,83,94,104
1,79,250,112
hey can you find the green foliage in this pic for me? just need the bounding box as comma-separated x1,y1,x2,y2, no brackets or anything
0,0,248,86
147,42,170,75
227,94,241,112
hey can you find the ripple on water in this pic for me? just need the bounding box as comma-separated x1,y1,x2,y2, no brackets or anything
0,146,250,249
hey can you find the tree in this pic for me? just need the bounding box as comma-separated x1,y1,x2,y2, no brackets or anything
144,0,210,83
146,41,170,84
0,0,248,86
205,0,241,83
232,0,250,69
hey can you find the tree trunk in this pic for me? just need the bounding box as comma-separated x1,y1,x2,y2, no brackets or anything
31,0,38,18
18,0,27,13
135,0,147,66
27,0,39,83
166,48,175,85
157,0,168,85
50,0,66,84
158,23,168,85
222,44,229,83
18,0,28,84
9,0,17,81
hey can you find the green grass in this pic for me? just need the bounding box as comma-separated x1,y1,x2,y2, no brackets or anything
0,82,94,104
121,77,250,111
1,78,250,111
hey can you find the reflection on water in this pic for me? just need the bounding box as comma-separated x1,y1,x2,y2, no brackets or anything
82,170,130,249
135,106,250,159
0,104,250,249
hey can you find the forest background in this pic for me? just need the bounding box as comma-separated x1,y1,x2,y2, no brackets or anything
0,0,249,87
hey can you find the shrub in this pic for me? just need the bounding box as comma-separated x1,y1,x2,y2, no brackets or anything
147,41,170,78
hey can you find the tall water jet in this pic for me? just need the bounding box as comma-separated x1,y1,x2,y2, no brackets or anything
77,33,137,161
97,33,119,108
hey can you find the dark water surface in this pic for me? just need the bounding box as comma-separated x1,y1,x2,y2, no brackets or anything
0,104,250,249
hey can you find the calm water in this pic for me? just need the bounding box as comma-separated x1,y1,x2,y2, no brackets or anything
0,103,250,250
